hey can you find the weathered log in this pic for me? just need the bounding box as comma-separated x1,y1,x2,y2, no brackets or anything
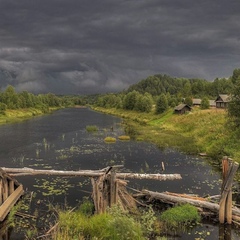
140,190,240,219
219,159,239,224
1,167,182,181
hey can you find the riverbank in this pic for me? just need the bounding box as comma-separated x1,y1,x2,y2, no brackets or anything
0,107,61,124
92,106,240,163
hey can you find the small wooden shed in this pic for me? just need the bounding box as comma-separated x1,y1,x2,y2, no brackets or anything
174,104,191,114
215,94,230,108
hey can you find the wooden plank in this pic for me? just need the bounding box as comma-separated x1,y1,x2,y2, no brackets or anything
0,185,24,222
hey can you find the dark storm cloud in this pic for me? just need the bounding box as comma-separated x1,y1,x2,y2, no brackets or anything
0,0,240,94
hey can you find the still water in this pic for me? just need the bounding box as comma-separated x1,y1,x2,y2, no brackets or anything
0,108,238,239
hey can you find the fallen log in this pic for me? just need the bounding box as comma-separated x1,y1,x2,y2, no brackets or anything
140,190,240,220
1,167,182,181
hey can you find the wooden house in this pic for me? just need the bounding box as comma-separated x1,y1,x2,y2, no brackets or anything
193,98,216,108
209,100,216,108
192,99,201,107
174,104,191,114
215,94,230,108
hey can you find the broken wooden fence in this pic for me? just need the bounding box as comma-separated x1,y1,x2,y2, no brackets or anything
0,168,24,222
1,166,182,215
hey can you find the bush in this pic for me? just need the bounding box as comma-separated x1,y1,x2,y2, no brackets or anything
0,102,7,114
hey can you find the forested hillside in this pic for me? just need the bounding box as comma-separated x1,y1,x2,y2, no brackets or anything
94,71,234,114
126,74,232,97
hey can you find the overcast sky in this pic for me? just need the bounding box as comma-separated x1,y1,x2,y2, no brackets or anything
0,0,240,95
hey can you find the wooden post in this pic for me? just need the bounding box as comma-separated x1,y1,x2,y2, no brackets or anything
109,170,116,207
9,180,15,195
219,157,239,224
2,179,8,202
0,179,2,205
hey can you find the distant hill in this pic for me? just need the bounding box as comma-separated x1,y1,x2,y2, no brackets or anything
125,74,232,98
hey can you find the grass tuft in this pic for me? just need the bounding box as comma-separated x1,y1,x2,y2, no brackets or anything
118,135,130,140
104,137,117,143
159,204,201,231
86,125,98,132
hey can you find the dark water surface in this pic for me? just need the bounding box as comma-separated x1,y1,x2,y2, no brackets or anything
0,108,239,239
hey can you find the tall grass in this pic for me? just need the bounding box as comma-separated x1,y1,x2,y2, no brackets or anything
53,204,145,240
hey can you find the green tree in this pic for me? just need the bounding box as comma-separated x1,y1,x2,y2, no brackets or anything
123,91,139,110
228,69,240,127
201,97,210,109
2,85,18,109
156,94,168,114
135,93,153,113
185,97,193,106
182,81,192,97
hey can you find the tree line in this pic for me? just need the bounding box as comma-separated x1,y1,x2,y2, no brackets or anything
94,69,240,116
0,85,85,114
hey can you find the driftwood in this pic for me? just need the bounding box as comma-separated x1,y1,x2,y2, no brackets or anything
1,167,182,181
140,190,240,221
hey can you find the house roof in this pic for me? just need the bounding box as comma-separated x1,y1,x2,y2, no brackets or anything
174,104,191,111
215,94,230,102
192,99,201,105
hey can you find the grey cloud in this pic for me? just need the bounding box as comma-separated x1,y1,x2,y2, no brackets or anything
0,0,240,94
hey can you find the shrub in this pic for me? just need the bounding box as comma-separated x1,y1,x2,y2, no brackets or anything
86,125,98,132
0,103,7,114
78,198,94,216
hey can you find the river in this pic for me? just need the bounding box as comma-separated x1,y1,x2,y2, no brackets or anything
0,107,239,239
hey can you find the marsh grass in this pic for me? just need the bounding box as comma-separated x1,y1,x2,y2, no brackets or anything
93,107,240,161
118,135,130,140
104,136,117,143
86,125,98,132
159,204,201,233
54,204,145,240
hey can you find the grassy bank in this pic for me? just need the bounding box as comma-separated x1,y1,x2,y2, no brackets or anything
93,106,240,163
0,107,60,124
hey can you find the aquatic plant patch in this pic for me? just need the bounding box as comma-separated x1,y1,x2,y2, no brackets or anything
86,125,98,132
104,137,117,143
118,135,130,140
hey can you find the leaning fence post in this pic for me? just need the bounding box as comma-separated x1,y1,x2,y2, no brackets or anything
219,157,239,224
